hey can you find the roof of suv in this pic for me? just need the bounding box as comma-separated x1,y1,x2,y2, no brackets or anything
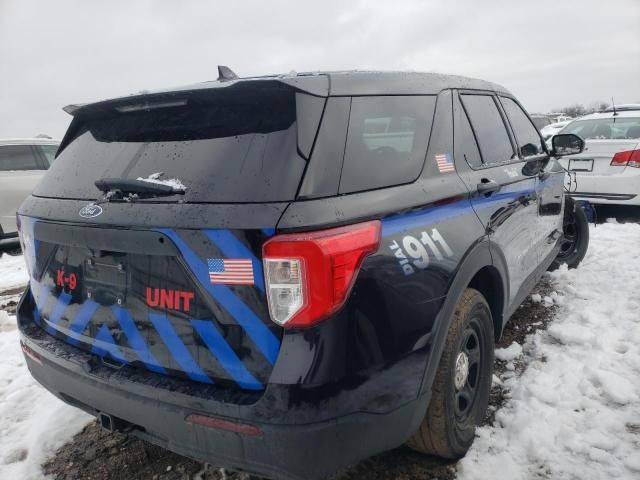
64,71,512,115
0,138,60,146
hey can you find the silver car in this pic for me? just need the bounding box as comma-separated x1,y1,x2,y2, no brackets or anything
558,106,640,205
0,138,59,248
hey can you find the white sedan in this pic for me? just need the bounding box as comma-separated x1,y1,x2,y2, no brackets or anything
541,120,572,141
557,107,640,205
0,138,59,248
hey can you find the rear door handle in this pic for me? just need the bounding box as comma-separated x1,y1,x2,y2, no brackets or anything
477,179,501,195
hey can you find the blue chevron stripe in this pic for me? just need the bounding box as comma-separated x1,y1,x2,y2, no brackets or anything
91,324,128,364
32,282,50,327
148,313,213,384
44,291,72,336
192,319,263,390
112,307,167,375
66,300,100,346
156,228,280,366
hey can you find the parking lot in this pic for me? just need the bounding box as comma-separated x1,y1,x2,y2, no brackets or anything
1,207,638,480
2,2,639,479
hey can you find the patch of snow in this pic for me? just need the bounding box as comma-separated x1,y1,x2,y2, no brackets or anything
0,254,28,292
495,342,523,362
459,223,640,480
530,293,542,303
0,313,91,479
136,172,186,192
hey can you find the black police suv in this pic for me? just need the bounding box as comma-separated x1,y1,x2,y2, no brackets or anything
16,70,588,479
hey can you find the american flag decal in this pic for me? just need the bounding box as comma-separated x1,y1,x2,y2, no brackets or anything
208,258,255,285
435,153,455,173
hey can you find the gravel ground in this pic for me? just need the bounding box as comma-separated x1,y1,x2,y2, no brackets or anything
41,277,558,480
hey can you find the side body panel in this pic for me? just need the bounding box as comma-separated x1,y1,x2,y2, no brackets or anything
272,90,489,408
452,91,539,306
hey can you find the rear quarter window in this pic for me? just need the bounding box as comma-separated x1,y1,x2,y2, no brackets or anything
339,95,436,194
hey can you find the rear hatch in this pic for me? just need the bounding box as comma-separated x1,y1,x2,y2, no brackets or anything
19,78,327,390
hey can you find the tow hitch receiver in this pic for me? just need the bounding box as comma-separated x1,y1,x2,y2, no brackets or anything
98,412,132,433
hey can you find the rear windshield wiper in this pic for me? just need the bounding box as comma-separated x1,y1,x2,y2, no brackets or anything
95,178,185,196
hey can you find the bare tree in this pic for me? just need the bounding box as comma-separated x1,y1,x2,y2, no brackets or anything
552,104,587,118
586,101,609,113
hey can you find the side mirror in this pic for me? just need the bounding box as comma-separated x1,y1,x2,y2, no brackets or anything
552,133,584,157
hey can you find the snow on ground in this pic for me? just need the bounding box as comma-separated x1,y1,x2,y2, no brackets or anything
459,222,640,480
0,258,91,480
0,253,29,291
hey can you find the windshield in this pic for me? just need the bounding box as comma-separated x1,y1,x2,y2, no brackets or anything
560,117,640,140
35,82,323,203
531,117,551,129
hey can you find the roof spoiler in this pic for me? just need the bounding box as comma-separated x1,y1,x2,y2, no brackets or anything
61,71,329,118
62,103,87,115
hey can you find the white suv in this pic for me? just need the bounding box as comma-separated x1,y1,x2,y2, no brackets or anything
0,138,59,248
558,108,640,205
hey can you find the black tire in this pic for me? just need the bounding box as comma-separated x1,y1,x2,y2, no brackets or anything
549,197,589,270
407,288,494,459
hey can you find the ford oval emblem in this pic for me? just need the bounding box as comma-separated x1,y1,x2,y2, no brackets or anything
79,204,103,218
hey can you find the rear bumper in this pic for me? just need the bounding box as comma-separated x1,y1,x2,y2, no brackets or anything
568,169,640,205
17,289,430,480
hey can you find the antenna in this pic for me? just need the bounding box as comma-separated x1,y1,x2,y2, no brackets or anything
611,97,618,116
217,65,238,81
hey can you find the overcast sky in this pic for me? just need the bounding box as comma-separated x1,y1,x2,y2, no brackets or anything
1,0,638,139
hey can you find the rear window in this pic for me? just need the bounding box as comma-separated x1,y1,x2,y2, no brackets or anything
561,117,640,140
35,82,323,203
0,145,41,171
339,96,436,193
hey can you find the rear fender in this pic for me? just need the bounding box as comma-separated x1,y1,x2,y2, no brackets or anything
417,238,507,397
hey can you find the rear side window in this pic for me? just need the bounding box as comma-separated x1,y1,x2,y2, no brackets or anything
36,82,319,203
461,94,515,166
339,96,436,193
0,145,41,171
500,97,545,158
561,117,640,140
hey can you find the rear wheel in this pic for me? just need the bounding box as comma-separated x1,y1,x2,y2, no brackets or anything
408,288,494,459
550,197,589,270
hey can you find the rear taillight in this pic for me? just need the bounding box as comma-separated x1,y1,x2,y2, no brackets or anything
262,221,381,328
611,149,640,168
